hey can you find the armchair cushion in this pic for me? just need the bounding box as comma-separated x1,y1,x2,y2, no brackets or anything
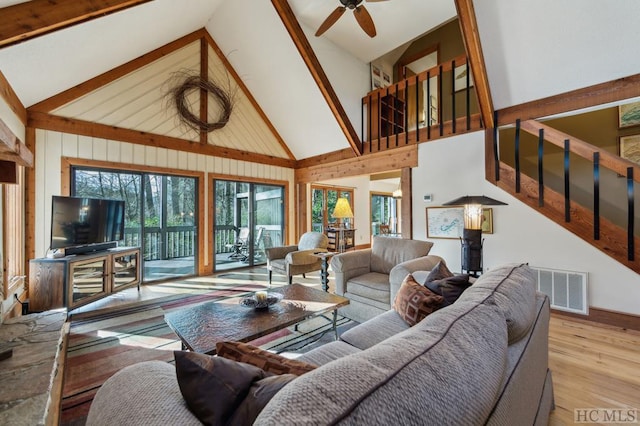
297,232,328,251
265,245,298,261
285,249,324,266
370,237,434,274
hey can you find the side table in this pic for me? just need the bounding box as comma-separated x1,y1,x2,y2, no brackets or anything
312,252,335,292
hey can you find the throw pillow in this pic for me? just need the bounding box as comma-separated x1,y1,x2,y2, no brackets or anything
426,274,472,306
226,373,297,425
216,341,317,376
424,260,454,283
393,274,444,326
174,350,267,425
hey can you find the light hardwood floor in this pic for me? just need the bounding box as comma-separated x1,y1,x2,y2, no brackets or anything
548,314,640,425
70,269,640,424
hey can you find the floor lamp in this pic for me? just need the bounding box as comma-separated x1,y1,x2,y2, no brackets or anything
332,197,353,252
443,195,507,276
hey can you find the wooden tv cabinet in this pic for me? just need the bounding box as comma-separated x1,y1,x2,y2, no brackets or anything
28,247,141,312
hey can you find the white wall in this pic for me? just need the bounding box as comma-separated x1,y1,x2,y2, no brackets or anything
34,130,295,268
413,131,640,316
476,0,640,109
0,96,24,145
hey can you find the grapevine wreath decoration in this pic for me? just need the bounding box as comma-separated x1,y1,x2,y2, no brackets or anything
170,74,234,133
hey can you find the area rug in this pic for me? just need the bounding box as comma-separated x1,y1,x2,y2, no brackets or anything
60,280,353,425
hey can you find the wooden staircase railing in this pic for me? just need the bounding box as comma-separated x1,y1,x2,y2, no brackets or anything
361,54,483,154
492,118,640,273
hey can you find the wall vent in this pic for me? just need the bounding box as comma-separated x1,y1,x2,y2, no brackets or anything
531,266,588,315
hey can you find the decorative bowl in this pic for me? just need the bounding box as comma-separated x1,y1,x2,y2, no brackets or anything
240,292,283,309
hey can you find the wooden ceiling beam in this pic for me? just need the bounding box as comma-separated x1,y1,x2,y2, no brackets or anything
497,73,640,126
0,70,27,125
295,145,417,183
455,0,494,129
271,0,363,157
28,111,296,169
0,0,152,48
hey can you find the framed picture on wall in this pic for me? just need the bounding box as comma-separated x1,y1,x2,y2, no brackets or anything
454,64,474,92
619,134,640,165
371,64,383,91
482,208,493,234
426,207,463,239
618,102,640,128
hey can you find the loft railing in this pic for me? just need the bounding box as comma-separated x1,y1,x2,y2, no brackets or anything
361,55,483,153
493,118,640,271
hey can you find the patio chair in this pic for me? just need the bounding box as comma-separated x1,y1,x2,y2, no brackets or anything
228,227,249,260
240,227,265,262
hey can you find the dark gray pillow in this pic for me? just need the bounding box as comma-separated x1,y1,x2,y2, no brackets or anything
426,274,471,306
226,373,297,425
424,260,454,283
174,350,267,425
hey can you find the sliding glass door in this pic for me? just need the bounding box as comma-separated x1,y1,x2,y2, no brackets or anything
214,180,284,271
371,193,398,236
72,167,198,282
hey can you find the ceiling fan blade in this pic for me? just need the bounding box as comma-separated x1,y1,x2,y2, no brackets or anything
315,6,346,37
354,5,376,37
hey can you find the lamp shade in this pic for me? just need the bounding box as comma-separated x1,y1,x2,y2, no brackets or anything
332,197,354,219
442,195,507,206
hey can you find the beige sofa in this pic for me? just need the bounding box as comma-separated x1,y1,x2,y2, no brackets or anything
331,236,444,323
87,263,554,425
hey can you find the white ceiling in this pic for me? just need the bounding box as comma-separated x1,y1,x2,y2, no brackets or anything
288,0,457,63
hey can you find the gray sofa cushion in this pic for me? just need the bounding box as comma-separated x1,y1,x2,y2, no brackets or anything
86,361,201,426
340,309,410,350
370,237,433,274
297,341,362,366
458,263,537,344
346,271,390,303
255,302,508,425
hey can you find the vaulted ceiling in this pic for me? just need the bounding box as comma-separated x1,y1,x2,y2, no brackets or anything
1,0,640,161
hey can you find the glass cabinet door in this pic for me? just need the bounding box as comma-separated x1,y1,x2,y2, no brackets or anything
69,258,108,306
112,251,140,291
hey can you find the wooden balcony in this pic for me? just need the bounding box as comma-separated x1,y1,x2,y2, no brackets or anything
361,55,483,154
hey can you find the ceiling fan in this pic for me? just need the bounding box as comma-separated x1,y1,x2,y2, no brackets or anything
315,0,389,38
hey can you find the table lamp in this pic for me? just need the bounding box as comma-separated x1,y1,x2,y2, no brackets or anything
332,197,354,252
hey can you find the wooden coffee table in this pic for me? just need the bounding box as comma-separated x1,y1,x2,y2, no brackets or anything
164,283,349,355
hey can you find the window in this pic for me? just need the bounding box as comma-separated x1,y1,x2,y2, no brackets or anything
311,186,354,232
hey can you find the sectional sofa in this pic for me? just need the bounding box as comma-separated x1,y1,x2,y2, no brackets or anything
87,263,554,425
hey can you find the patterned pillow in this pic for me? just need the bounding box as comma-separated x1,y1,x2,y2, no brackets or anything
393,274,444,326
426,274,472,306
216,341,317,376
174,350,266,425
424,260,454,283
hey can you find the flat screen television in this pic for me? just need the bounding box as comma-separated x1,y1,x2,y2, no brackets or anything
50,196,125,252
